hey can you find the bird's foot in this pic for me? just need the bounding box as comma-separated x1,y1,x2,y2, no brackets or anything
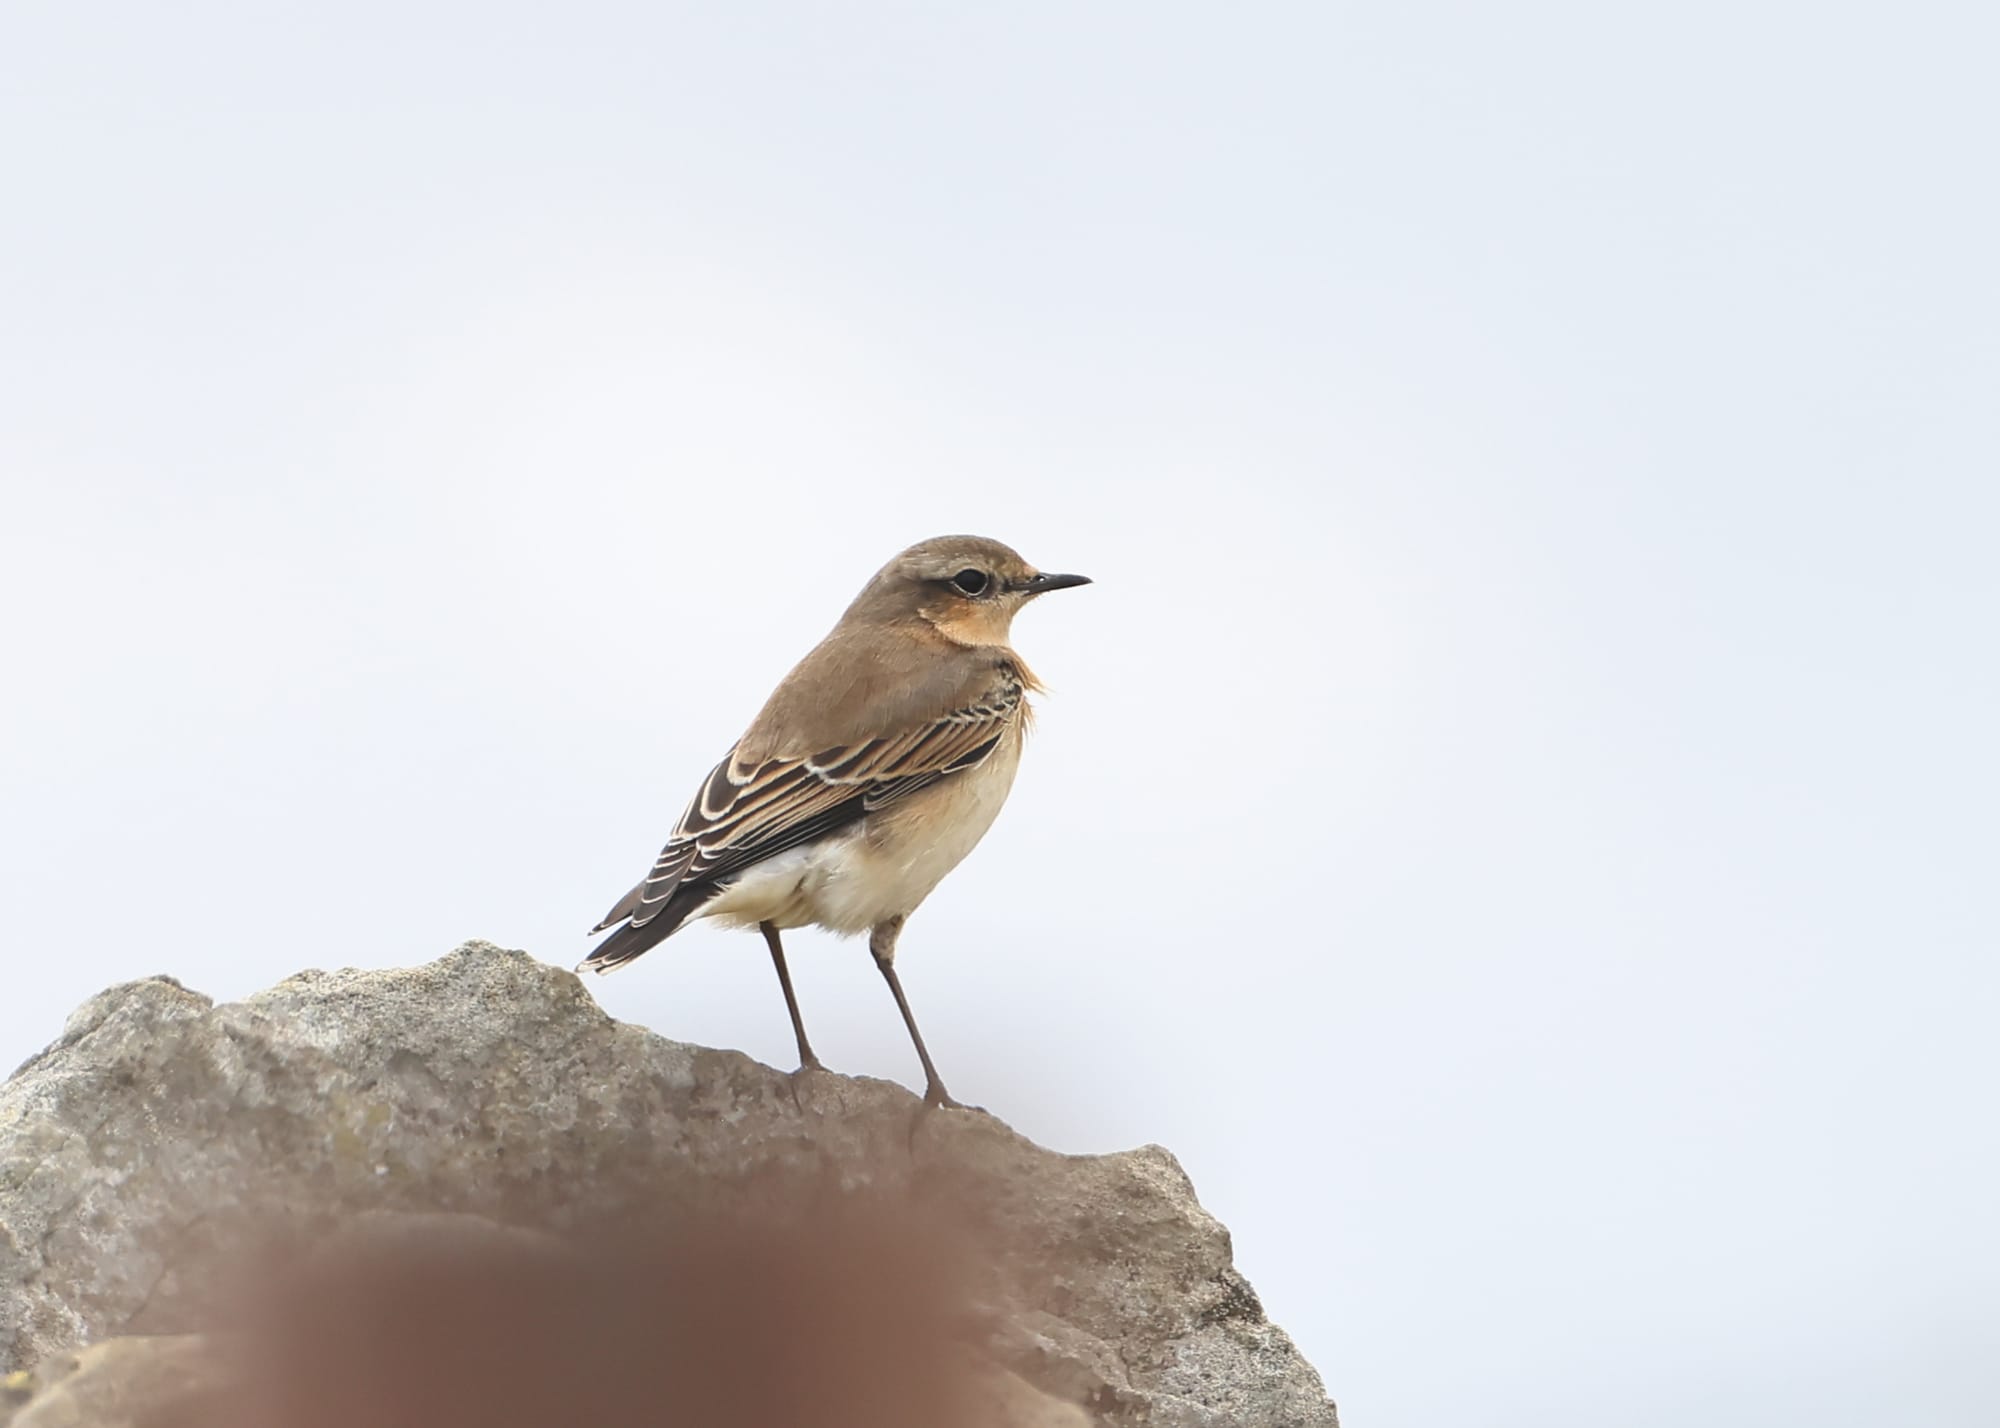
922,1081,969,1112
785,1057,829,1113
904,1083,979,1154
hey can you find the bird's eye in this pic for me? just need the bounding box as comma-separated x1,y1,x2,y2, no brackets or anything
950,568,990,596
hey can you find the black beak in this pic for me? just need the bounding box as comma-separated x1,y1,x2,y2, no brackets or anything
1020,571,1092,595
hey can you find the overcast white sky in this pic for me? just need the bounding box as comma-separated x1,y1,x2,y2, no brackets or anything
4,4,1996,1425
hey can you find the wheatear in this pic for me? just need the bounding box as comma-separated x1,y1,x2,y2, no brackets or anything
583,535,1090,1108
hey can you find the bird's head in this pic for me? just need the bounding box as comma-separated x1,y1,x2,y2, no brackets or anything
848,535,1091,647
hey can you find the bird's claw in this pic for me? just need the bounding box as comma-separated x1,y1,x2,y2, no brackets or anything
922,1083,967,1112
786,1060,827,1112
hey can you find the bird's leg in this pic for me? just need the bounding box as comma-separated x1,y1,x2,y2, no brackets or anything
761,921,822,1073
869,918,962,1110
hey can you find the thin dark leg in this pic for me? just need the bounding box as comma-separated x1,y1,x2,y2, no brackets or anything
872,928,964,1104
761,921,821,1072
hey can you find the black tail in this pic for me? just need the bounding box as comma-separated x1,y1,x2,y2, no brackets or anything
580,884,712,972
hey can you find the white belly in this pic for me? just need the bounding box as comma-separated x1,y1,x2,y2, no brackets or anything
697,732,1024,936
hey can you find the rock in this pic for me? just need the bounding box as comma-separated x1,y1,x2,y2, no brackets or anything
0,943,1335,1426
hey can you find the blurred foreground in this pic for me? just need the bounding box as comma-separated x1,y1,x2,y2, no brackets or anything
116,1201,1032,1428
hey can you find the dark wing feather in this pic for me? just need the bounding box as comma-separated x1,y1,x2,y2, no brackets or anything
582,681,1021,972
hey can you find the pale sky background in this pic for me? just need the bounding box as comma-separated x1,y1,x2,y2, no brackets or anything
3,4,1996,1425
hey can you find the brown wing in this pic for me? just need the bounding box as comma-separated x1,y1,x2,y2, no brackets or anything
582,679,1023,970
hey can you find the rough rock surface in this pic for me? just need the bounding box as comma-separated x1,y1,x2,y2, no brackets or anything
0,944,1334,1426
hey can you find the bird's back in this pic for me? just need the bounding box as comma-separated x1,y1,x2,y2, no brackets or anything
736,616,1017,762
585,619,1035,963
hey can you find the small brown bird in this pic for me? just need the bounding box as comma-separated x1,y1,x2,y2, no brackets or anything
583,535,1090,1107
